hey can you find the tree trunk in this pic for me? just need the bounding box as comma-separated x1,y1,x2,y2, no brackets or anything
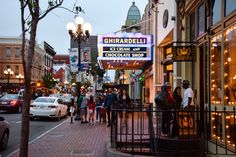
19,15,39,157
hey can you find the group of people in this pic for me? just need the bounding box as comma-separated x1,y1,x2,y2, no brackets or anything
155,80,195,137
76,87,131,127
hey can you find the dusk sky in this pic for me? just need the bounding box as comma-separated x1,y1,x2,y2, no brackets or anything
0,0,148,54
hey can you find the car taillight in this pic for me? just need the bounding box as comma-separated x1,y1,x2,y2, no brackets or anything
48,105,57,108
10,100,17,106
30,105,36,107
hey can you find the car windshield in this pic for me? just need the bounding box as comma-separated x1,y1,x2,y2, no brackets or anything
1,94,18,100
35,97,56,103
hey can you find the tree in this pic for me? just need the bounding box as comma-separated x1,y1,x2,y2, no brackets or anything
42,73,57,89
19,1,64,156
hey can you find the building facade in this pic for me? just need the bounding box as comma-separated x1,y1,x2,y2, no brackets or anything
176,0,236,153
0,37,45,93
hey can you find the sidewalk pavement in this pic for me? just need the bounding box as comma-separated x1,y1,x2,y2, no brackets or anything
9,118,110,157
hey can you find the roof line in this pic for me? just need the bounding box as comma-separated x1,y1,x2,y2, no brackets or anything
114,17,152,33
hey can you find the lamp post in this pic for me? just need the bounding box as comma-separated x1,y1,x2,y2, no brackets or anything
66,16,92,120
4,68,14,91
16,73,24,84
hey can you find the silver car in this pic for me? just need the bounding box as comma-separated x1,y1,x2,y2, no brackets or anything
0,116,9,150
30,97,68,120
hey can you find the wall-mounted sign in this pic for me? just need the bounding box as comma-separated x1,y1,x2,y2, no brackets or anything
97,33,152,61
173,46,196,61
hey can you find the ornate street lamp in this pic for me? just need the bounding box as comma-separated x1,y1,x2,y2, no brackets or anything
4,68,14,91
66,16,92,120
16,73,24,84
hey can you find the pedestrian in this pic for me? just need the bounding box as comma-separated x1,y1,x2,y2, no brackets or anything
181,80,195,110
173,86,182,109
118,89,131,126
88,95,96,124
95,95,102,121
170,86,182,138
104,88,118,127
154,82,174,136
80,93,88,124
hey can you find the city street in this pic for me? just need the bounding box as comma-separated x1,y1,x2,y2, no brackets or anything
0,111,68,157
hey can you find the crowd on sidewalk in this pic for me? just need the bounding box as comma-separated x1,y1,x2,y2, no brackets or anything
76,87,131,127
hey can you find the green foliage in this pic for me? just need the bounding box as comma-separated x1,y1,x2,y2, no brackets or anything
41,73,57,89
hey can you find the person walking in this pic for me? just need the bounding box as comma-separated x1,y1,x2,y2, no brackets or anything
80,93,88,124
88,95,96,124
118,89,131,126
104,88,118,127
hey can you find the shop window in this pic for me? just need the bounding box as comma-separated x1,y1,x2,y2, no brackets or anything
198,4,205,36
224,24,236,106
225,0,236,16
190,12,195,41
210,34,222,105
212,0,221,25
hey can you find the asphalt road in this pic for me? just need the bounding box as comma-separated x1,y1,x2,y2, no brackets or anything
0,111,69,157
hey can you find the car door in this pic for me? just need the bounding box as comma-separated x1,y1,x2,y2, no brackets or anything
57,99,66,116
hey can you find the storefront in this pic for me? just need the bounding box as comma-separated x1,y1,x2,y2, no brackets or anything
181,0,236,153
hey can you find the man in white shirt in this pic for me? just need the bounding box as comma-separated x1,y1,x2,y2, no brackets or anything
182,80,194,109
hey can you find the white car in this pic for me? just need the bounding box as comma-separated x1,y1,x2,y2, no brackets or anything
0,116,9,150
30,97,68,121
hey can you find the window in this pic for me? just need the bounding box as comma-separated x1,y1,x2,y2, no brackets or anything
210,34,222,105
212,0,221,25
5,48,11,58
190,12,195,42
225,0,236,16
198,4,205,36
15,48,20,58
15,65,19,75
224,24,236,106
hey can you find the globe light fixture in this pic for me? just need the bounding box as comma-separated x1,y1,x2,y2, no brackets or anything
66,15,92,120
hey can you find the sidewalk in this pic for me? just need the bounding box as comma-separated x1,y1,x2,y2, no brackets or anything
9,118,109,157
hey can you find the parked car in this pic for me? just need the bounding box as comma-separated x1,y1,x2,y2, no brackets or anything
30,97,68,120
0,116,9,150
0,94,23,113
49,93,74,115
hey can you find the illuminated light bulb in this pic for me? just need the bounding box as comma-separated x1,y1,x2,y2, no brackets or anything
224,73,228,76
213,134,216,137
212,118,215,120
219,113,221,116
225,85,228,88
233,144,235,147
213,126,216,128
228,57,231,62
211,71,215,74
211,55,215,58
228,141,231,144
231,115,234,118
224,62,228,65
226,125,229,128
227,135,230,138
211,63,215,66
226,97,229,100
213,84,216,87
226,116,230,119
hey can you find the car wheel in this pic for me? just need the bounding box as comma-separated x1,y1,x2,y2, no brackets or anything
0,130,9,150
